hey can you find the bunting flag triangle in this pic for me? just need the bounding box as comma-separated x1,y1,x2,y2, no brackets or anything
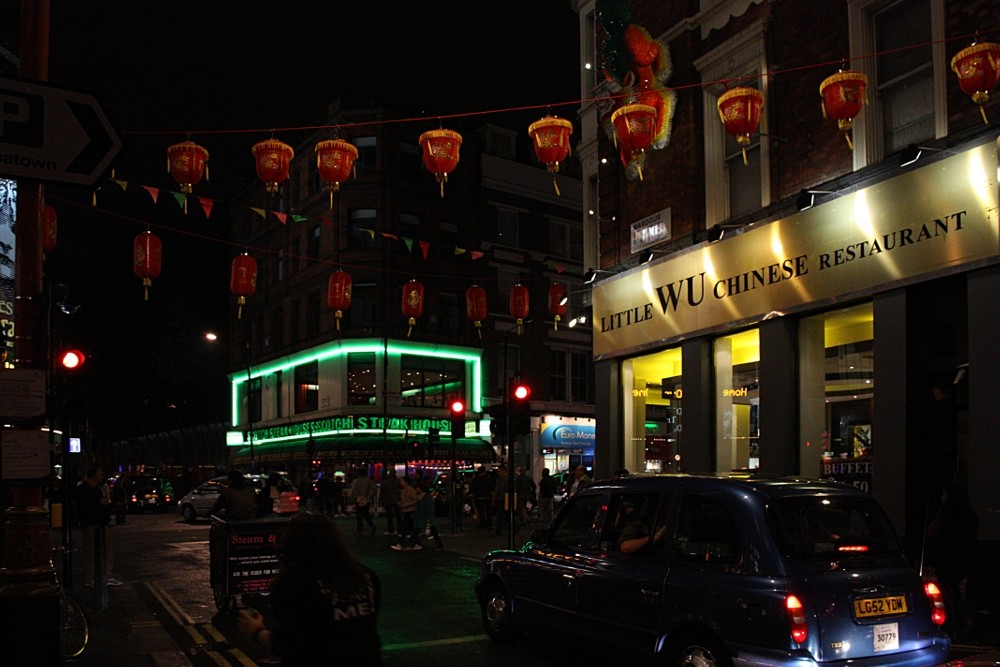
291,214,308,223
171,191,188,214
142,185,160,204
274,212,288,225
470,250,485,260
402,237,413,253
419,240,430,259
199,197,213,219
454,246,467,256
381,231,398,240
112,179,128,191
251,207,267,220
364,228,375,240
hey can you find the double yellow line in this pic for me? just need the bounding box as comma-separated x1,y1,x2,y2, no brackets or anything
144,581,256,666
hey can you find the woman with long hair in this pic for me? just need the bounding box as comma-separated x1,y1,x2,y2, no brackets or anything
238,513,382,665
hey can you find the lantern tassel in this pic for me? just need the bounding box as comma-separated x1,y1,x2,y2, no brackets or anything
330,188,334,210
335,312,342,331
237,295,246,320
407,317,415,337
475,322,482,340
844,131,854,151
554,314,561,330
517,318,523,335
552,174,561,196
979,104,989,125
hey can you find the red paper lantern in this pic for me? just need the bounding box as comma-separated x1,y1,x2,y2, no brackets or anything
610,103,658,180
315,139,358,208
509,284,530,335
42,203,57,253
951,42,1000,124
327,270,353,331
548,282,568,330
133,230,162,301
465,285,488,338
401,279,425,337
167,141,209,194
528,116,573,195
820,70,868,150
419,129,462,198
717,87,764,166
230,253,258,319
252,139,294,194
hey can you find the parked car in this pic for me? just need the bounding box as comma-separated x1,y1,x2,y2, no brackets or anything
178,473,298,523
475,474,950,666
126,475,175,513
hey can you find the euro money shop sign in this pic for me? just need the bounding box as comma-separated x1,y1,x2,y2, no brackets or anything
592,142,999,359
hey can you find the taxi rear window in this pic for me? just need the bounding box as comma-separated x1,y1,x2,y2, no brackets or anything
767,495,902,561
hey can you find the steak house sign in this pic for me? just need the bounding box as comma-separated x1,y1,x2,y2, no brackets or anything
593,142,999,360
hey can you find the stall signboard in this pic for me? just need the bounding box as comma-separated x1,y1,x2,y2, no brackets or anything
226,524,283,595
822,456,873,494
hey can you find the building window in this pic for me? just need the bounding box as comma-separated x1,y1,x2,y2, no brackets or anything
400,354,464,408
248,377,262,424
497,342,521,396
355,136,377,174
400,142,421,181
550,218,584,260
438,292,461,335
550,350,567,401
570,352,592,403
348,283,377,329
348,353,376,407
848,0,946,167
714,328,760,473
306,290,321,338
274,370,283,418
495,205,520,247
294,361,319,414
307,225,321,261
694,20,771,225
799,303,874,480
349,209,377,249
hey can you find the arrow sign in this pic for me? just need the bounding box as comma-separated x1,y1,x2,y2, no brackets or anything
0,76,122,186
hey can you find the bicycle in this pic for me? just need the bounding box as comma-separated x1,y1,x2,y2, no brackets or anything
52,547,89,658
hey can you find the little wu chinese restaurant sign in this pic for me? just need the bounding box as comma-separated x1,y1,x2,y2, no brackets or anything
593,141,999,360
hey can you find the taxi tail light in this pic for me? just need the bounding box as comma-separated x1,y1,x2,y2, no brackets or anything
786,594,808,644
924,581,947,626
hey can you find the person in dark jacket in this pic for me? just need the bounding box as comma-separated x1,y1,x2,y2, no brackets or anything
926,482,979,636
211,470,257,520
238,513,382,665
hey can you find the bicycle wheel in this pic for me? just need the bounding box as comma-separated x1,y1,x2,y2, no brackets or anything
60,591,89,658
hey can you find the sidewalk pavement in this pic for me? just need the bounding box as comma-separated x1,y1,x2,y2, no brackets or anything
66,522,1000,666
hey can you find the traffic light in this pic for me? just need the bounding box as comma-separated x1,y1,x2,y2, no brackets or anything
427,427,440,458
409,439,424,460
510,381,531,435
58,349,86,371
488,404,507,437
449,398,466,439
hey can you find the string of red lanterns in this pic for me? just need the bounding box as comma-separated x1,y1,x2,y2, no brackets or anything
717,87,764,166
315,139,358,208
951,41,1000,124
401,279,425,336
252,139,295,194
819,70,868,150
610,103,658,180
327,270,353,331
548,282,567,330
509,283,530,335
528,115,573,195
230,253,258,319
465,285,488,339
133,230,162,301
418,129,462,198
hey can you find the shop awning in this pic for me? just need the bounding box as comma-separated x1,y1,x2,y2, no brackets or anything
230,434,497,466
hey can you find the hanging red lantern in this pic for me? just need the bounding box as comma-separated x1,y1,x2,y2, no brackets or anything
230,253,258,319
401,279,425,337
133,230,162,301
315,139,358,208
528,116,573,195
548,282,568,330
252,139,294,194
951,42,1000,124
509,284,530,335
717,87,764,166
419,129,462,198
167,141,209,195
820,70,868,150
465,285,488,339
610,103,658,180
42,203,57,253
327,270,353,331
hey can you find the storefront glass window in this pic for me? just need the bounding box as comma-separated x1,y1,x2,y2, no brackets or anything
714,329,760,473
799,303,874,487
400,354,464,408
294,361,319,414
621,346,683,474
348,353,376,406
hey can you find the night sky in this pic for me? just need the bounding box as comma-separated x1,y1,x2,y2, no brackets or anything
1,1,581,442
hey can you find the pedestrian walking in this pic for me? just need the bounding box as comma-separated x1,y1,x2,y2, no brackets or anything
537,467,558,524
238,513,383,665
213,470,258,520
395,481,443,551
350,468,377,535
493,465,512,536
75,465,121,587
379,469,402,535
332,472,347,517
470,466,494,528
112,471,131,525
514,466,536,527
567,464,593,497
394,476,418,547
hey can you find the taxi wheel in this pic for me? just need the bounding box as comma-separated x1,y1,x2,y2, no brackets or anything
481,583,522,643
666,635,732,667
181,505,197,523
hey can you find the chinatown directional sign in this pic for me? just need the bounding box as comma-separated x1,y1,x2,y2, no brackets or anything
0,76,122,186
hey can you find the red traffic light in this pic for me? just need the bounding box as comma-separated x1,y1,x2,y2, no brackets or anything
512,383,530,402
449,399,466,415
59,349,86,370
